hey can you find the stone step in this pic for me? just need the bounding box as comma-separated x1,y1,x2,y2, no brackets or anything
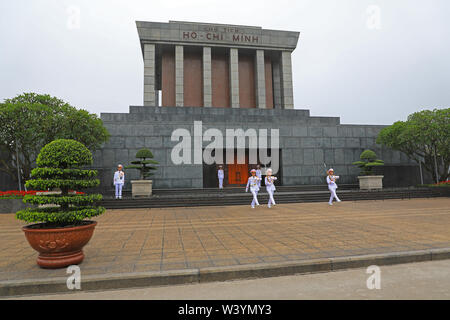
99,188,448,209
102,184,360,197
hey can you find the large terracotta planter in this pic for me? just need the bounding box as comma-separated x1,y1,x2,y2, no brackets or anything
22,221,97,269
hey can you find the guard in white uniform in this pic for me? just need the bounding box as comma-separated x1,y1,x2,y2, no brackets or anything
113,164,125,199
255,165,262,188
218,165,224,189
265,168,277,208
327,168,341,205
246,169,261,208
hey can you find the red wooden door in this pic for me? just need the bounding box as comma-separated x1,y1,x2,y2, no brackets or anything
227,153,249,186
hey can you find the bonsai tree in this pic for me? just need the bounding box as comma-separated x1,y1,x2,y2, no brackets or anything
352,149,384,176
16,139,105,227
126,148,158,180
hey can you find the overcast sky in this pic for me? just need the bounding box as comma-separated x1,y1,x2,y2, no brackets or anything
0,0,449,125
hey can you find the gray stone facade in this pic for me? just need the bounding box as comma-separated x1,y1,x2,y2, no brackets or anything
136,20,299,51
137,20,300,109
143,44,156,106
255,49,266,109
175,45,184,107
202,47,212,107
93,106,417,189
229,48,240,108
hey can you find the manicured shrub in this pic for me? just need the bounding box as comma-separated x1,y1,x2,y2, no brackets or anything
16,139,105,226
352,149,384,176
126,148,159,180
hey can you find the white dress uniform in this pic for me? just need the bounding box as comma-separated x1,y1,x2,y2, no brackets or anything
255,169,262,188
218,169,224,189
265,176,277,207
113,170,125,199
327,173,341,205
246,175,261,208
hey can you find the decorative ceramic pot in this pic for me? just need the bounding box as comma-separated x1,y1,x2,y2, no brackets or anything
22,221,97,269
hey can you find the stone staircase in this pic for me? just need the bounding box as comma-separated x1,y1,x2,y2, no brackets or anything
99,185,449,209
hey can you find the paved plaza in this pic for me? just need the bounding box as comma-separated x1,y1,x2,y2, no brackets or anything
1,198,449,284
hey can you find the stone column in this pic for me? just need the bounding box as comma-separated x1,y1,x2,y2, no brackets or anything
272,57,282,109
203,47,212,107
255,49,266,109
175,45,184,107
280,51,294,109
229,48,240,108
143,43,156,106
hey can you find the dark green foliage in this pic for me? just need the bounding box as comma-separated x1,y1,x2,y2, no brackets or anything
30,168,98,179
360,149,377,160
23,194,103,206
16,206,105,224
126,148,158,180
352,149,384,176
15,139,105,226
26,179,100,190
0,92,110,187
135,149,154,159
377,108,449,182
36,139,93,168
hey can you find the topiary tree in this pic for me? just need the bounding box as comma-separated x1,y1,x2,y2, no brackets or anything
352,149,384,176
16,139,105,227
125,148,158,180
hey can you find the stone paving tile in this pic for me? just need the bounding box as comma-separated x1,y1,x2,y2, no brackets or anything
133,264,161,273
211,259,241,267
0,198,449,282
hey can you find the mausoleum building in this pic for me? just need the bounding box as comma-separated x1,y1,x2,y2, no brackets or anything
93,21,419,190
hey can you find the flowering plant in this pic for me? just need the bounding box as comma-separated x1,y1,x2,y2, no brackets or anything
0,190,84,199
0,190,43,199
431,180,450,187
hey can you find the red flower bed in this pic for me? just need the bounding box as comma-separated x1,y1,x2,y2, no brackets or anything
433,180,450,186
0,190,84,199
0,190,43,198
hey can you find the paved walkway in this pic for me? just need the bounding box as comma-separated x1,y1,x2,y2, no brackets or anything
1,198,449,282
13,260,450,300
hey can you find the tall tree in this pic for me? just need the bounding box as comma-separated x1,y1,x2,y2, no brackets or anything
376,108,450,182
0,93,110,188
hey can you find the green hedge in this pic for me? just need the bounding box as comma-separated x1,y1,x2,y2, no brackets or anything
26,179,100,190
31,168,98,179
23,194,102,205
16,206,106,223
36,139,92,168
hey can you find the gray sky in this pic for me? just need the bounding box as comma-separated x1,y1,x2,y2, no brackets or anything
0,0,449,125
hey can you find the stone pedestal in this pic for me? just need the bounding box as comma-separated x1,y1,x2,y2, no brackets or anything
358,175,384,190
131,180,153,198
